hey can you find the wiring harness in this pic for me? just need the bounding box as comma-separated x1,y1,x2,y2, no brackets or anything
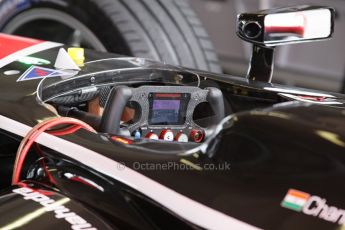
12,117,96,184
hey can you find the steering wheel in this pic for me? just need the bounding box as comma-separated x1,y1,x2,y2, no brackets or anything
99,85,225,141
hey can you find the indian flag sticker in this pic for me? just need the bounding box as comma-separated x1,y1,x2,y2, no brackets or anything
281,189,310,212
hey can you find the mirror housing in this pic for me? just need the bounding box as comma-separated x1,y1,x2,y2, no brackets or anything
237,5,334,47
236,5,335,82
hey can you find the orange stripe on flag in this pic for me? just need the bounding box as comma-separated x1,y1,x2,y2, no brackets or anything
287,189,310,200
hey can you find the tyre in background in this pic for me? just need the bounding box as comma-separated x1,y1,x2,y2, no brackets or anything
0,0,222,73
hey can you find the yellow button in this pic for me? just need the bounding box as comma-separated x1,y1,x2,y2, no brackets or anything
68,47,85,67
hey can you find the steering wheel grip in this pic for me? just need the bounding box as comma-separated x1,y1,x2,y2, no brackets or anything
99,86,133,135
206,87,225,125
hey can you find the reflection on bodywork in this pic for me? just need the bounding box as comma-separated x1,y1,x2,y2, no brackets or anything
17,56,51,66
316,130,345,147
249,110,291,119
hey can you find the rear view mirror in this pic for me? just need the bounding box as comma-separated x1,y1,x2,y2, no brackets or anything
236,5,335,83
237,5,334,46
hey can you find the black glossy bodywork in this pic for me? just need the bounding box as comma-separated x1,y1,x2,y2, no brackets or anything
0,44,345,230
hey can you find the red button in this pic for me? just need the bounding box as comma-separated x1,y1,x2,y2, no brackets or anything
146,132,159,140
159,129,174,141
175,132,189,142
190,130,204,143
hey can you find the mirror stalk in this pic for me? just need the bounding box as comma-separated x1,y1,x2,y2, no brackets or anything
247,45,275,83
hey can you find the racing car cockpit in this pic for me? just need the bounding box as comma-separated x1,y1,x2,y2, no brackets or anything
37,4,339,150
2,6,345,230
38,58,227,145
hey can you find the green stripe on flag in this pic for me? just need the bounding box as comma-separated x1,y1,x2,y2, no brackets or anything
281,201,303,211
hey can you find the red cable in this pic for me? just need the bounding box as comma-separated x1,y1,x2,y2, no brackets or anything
12,117,96,185
48,124,82,136
13,118,96,184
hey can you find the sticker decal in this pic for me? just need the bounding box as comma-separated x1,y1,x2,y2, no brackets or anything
281,189,345,225
13,187,96,229
16,66,71,82
281,189,310,211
